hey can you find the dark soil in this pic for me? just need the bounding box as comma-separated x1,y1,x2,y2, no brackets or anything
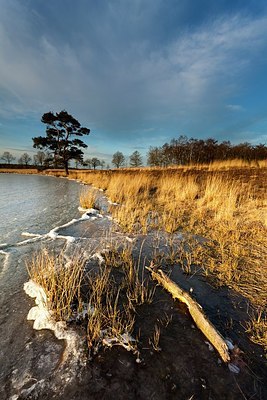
57,229,267,400
59,283,266,400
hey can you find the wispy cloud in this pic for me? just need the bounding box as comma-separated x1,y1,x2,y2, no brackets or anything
226,104,245,112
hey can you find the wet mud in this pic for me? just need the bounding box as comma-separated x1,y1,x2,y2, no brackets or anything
35,271,267,400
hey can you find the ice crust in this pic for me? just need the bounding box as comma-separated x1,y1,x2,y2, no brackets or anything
10,207,104,248
23,279,86,365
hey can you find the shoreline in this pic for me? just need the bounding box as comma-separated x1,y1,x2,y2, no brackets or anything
1,165,266,399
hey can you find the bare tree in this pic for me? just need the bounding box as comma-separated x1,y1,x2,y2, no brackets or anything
147,147,164,166
33,151,47,166
91,157,101,170
100,160,106,169
84,159,92,169
112,151,125,168
1,151,16,164
18,153,32,166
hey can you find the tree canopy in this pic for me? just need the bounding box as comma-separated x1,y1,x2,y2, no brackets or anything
91,157,101,170
1,151,16,164
33,151,50,167
32,110,90,174
147,135,267,166
129,150,143,167
112,151,125,168
18,153,32,166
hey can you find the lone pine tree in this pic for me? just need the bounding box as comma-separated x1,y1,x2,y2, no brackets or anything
32,110,90,175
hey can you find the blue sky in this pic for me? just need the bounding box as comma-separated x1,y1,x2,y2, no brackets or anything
0,0,267,164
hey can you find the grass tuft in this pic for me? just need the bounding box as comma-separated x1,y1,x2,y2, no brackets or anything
79,187,99,209
26,250,84,321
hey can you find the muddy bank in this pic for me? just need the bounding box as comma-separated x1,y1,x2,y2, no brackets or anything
14,229,267,399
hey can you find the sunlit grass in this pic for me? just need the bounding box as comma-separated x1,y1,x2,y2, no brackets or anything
72,164,267,351
25,161,267,352
27,243,156,355
79,187,99,209
26,250,85,321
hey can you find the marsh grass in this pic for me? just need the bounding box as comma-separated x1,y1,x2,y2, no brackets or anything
79,187,99,209
27,243,156,355
72,164,267,351
149,324,161,352
26,250,84,321
245,309,267,353
102,244,156,307
85,245,156,352
28,162,267,352
86,266,136,351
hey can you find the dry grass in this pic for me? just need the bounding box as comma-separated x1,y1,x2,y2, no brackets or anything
0,168,41,174
85,244,156,352
64,164,267,352
27,243,156,355
208,158,267,170
102,244,155,307
26,250,84,321
149,324,161,352
245,309,267,353
79,187,99,209
86,266,136,352
24,161,267,352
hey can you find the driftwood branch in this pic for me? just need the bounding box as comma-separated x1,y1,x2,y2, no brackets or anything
147,265,230,363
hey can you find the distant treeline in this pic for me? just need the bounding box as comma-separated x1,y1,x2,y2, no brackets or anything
147,136,267,166
0,163,44,170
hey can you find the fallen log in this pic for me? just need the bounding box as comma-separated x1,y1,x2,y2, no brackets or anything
146,265,230,363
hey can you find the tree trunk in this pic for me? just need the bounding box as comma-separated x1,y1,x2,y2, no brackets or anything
64,161,69,175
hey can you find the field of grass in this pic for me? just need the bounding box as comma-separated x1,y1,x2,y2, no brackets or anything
0,168,41,174
68,162,267,353
6,160,266,354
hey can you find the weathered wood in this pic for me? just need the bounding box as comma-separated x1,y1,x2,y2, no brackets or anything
147,266,230,363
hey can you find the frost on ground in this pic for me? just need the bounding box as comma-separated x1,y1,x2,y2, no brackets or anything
0,249,10,276
24,280,86,364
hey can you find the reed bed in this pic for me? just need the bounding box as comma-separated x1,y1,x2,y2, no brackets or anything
27,244,155,354
79,187,99,209
69,164,267,351
26,250,85,321
0,168,41,174
23,160,267,352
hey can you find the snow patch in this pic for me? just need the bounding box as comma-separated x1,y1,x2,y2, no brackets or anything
68,303,94,322
91,252,105,265
0,249,10,276
205,341,214,352
78,206,88,212
21,232,42,237
108,200,119,206
17,235,44,246
0,249,9,256
23,280,86,367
